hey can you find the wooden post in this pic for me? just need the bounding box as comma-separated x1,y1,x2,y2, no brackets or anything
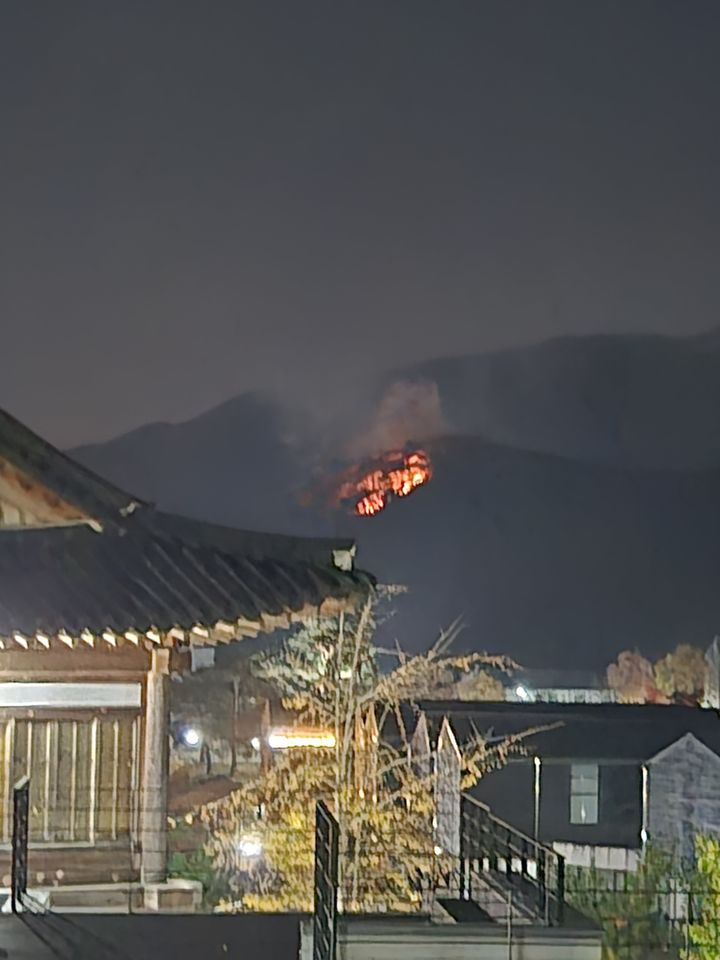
260,699,272,773
140,648,170,885
434,717,461,858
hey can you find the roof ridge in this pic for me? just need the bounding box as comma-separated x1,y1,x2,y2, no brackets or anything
140,510,356,570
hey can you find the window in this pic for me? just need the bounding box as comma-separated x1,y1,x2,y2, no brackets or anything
0,716,140,844
570,763,599,824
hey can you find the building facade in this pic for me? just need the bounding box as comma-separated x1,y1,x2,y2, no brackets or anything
0,407,370,906
419,700,720,867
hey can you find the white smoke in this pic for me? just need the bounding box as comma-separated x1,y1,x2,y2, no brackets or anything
348,380,447,458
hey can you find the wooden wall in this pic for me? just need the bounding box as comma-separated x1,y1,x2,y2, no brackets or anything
0,846,139,886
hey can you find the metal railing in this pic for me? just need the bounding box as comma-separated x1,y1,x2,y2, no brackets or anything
313,801,339,960
11,776,29,913
566,867,720,960
460,794,565,925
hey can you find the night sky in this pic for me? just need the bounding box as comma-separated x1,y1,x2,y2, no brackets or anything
2,1,719,446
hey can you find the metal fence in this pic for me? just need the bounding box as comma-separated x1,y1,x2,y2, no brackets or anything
11,776,29,913
313,801,339,960
566,868,720,960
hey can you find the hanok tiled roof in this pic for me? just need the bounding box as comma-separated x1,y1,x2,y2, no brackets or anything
0,409,372,649
0,407,142,520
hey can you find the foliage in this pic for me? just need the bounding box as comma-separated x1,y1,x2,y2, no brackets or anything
566,847,680,960
202,597,525,913
606,650,663,704
607,644,707,705
168,840,232,909
453,669,505,701
566,838,720,960
655,644,706,701
689,834,720,960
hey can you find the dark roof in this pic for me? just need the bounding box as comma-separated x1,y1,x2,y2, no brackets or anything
146,510,354,569
416,700,720,762
0,409,371,644
0,407,140,520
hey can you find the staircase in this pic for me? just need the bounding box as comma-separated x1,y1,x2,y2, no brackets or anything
438,795,566,927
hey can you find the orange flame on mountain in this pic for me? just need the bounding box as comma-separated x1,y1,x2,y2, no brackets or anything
339,450,432,517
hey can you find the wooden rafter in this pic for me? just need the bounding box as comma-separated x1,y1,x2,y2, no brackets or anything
0,593,361,654
0,458,91,528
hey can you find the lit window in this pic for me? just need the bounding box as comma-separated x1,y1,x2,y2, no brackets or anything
570,763,599,824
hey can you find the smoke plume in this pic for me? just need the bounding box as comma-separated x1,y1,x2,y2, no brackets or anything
347,380,447,458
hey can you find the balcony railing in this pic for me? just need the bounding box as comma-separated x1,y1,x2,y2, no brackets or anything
459,794,565,925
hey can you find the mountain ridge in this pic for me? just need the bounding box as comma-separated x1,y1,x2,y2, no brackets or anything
392,328,720,470
68,330,720,667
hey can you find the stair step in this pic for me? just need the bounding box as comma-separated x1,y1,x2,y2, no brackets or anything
437,899,494,923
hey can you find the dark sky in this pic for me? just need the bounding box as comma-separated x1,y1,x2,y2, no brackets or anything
2,1,719,446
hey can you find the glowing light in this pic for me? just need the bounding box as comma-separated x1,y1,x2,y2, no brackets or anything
357,490,386,517
267,729,336,750
238,836,263,858
515,684,530,701
433,845,444,857
181,727,201,747
250,737,260,751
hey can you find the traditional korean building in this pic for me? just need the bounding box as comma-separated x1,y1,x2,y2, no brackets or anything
0,407,371,906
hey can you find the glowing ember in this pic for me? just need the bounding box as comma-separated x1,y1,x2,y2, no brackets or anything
357,490,386,517
342,449,432,517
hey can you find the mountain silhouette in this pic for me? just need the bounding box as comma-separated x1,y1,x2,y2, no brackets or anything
71,330,720,667
398,328,720,470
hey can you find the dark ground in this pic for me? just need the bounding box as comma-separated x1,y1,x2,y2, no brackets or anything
0,912,302,960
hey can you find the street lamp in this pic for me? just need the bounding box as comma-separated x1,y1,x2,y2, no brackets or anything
181,726,201,747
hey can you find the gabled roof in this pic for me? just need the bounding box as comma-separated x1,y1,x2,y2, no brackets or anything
647,731,720,765
0,408,372,649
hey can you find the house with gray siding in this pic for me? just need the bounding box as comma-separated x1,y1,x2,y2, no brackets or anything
647,733,720,860
417,701,720,867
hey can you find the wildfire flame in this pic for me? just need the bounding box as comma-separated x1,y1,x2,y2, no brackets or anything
338,449,432,517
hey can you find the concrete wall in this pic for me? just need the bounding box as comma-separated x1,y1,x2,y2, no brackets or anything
552,843,640,871
300,918,602,960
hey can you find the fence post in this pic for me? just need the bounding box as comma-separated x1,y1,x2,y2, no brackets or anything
505,826,514,884
11,776,30,914
459,797,469,900
506,889,513,960
521,838,529,878
537,847,547,920
313,801,339,960
554,855,565,926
